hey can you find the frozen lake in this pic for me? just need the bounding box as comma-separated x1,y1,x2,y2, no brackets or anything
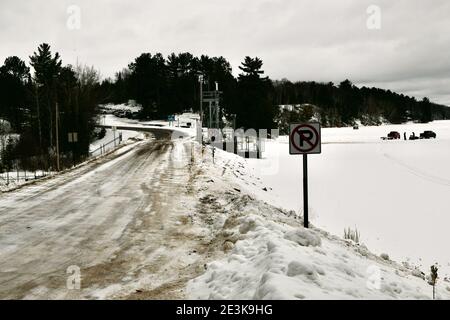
245,121,450,277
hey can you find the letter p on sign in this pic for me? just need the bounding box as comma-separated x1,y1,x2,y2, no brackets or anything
289,123,322,155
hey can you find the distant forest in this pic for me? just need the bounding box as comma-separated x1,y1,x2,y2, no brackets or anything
273,79,450,128
0,43,99,170
99,53,450,130
1,43,449,170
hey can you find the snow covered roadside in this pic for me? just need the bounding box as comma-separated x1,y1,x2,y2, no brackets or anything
0,170,55,192
100,103,141,113
187,146,450,300
1,134,146,194
90,128,145,156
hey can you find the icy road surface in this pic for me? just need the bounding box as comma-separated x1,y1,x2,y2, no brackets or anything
0,136,216,299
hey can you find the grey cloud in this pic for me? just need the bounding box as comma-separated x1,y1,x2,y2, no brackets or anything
0,0,449,106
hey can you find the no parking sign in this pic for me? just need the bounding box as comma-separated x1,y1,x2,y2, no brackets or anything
289,123,322,229
289,123,321,155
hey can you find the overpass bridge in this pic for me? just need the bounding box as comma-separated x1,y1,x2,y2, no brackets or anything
95,124,191,140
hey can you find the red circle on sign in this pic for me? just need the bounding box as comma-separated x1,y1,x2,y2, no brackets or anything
291,124,319,153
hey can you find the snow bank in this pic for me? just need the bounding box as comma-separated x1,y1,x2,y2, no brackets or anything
188,211,449,300
90,128,145,155
100,103,142,113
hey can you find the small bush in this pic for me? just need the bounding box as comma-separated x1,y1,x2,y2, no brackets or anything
98,128,106,140
344,227,360,244
380,253,390,261
428,264,439,300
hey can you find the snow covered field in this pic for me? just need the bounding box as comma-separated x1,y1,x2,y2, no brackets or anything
187,125,450,299
226,121,450,281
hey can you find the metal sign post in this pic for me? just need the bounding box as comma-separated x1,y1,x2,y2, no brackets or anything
168,115,175,126
198,75,203,125
289,123,322,228
112,126,117,147
68,132,78,167
55,102,60,172
68,132,78,143
303,154,309,228
210,136,216,164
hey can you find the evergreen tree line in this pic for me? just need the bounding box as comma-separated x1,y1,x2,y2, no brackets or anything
1,45,448,172
273,79,450,128
99,53,449,132
0,43,100,171
98,54,276,131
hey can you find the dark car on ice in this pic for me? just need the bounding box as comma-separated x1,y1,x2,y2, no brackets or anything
420,131,437,139
387,131,401,140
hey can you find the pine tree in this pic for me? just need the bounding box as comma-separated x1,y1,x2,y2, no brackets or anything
238,57,265,78
420,97,432,123
129,53,168,118
0,56,31,131
236,57,275,130
29,43,62,152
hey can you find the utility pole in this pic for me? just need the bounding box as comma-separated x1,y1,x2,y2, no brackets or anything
209,101,212,129
55,102,60,172
113,126,117,147
198,75,203,123
215,82,220,129
34,84,42,150
198,75,204,144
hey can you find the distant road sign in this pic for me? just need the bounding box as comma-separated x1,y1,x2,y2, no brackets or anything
68,132,78,143
289,123,321,155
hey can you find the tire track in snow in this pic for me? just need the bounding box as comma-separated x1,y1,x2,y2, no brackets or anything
382,153,450,187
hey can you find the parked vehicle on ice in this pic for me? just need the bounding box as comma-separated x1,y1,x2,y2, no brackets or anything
382,131,401,140
420,131,437,139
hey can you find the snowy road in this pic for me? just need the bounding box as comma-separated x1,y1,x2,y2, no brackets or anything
0,135,213,299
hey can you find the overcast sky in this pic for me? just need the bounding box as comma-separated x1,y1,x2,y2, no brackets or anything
1,0,449,105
